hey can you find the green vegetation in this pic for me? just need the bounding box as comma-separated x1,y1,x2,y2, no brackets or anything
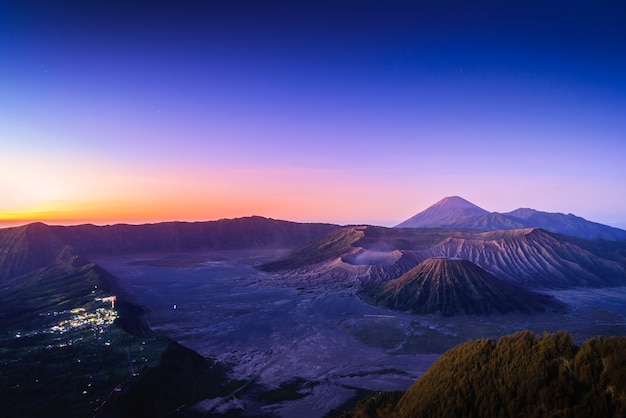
342,331,626,418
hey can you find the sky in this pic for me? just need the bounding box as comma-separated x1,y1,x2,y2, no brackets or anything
1,1,625,228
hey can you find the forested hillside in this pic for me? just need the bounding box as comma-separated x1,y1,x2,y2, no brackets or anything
343,331,626,418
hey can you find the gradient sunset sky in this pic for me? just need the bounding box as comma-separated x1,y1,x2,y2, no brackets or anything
1,1,625,228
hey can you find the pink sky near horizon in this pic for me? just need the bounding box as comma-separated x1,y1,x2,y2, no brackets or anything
1,2,625,230
2,150,624,229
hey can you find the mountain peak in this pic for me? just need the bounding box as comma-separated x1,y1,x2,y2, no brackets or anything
431,196,485,210
395,196,488,228
396,197,626,240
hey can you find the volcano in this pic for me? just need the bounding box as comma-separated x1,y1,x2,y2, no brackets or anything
396,196,626,241
395,196,489,229
360,257,560,316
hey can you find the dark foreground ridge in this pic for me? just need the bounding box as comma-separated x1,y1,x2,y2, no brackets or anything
0,245,235,418
0,218,342,417
114,342,230,418
359,257,561,316
342,331,626,418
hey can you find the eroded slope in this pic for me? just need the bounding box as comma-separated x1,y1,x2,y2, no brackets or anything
360,257,559,315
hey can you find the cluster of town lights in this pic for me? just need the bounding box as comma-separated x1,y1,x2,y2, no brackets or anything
49,306,118,334
14,296,119,340
50,296,117,334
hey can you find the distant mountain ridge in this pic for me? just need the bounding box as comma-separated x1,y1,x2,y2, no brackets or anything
2,213,626,292
396,196,626,241
0,217,339,282
0,222,68,281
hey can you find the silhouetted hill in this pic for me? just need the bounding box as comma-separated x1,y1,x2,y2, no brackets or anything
359,258,558,315
0,217,338,282
343,331,626,418
0,222,67,281
504,207,626,240
0,247,161,417
54,216,338,255
114,341,231,418
0,233,237,417
397,196,626,241
1,253,104,326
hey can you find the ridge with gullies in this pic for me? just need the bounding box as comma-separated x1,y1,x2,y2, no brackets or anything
359,257,561,316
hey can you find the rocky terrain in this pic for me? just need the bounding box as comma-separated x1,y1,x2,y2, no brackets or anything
264,226,626,289
359,257,561,315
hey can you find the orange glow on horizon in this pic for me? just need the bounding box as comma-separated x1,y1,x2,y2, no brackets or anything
1,157,412,228
0,181,406,228
4,154,622,230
